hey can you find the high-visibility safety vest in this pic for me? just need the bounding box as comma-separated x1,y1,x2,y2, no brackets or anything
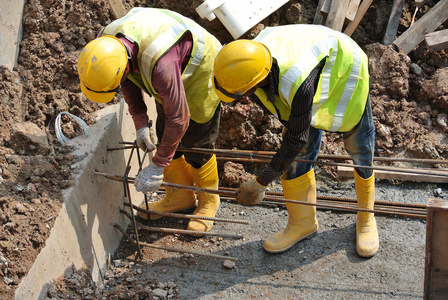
254,25,369,132
102,7,222,124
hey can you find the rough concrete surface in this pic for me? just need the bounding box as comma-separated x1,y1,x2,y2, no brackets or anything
0,0,26,70
15,101,140,299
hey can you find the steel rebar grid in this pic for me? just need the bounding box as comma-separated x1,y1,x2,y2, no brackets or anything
95,171,426,218
106,139,247,261
113,223,238,262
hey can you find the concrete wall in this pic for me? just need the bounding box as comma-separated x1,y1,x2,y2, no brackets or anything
0,0,26,70
15,96,157,300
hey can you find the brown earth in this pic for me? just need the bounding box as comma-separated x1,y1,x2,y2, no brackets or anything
0,0,448,299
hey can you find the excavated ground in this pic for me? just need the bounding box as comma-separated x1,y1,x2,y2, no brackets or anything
1,0,448,299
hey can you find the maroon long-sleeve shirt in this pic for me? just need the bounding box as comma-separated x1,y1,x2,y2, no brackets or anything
119,34,193,168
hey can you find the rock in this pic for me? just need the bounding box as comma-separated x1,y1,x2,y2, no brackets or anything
14,203,27,214
437,114,447,127
421,67,448,110
285,3,303,24
8,122,50,155
410,63,424,77
223,260,236,269
152,288,167,298
3,276,13,285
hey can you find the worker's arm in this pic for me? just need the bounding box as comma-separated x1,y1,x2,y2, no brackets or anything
150,37,192,168
121,79,150,130
236,59,325,205
121,34,192,167
133,36,192,194
120,79,157,152
257,59,327,186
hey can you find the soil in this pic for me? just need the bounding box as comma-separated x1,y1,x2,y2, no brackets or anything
0,0,447,299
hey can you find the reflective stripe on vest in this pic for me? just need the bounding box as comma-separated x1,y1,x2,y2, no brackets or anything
103,7,222,123
255,25,369,132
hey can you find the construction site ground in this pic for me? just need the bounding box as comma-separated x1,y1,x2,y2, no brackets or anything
1,0,448,299
97,178,430,300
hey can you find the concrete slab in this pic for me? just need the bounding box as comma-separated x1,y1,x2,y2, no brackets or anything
15,96,157,300
0,0,26,70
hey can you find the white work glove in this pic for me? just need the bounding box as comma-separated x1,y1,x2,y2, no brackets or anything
235,179,267,205
136,126,156,152
134,163,165,194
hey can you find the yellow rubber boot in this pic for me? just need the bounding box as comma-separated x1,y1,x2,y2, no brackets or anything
187,155,220,235
264,169,318,254
138,156,196,219
354,170,379,257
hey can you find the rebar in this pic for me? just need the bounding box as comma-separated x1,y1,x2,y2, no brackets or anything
113,223,237,262
96,171,426,218
177,146,448,165
176,147,448,178
137,223,244,239
123,201,249,224
119,209,244,238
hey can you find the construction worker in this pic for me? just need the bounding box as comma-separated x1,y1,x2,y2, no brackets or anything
213,24,378,257
77,7,222,234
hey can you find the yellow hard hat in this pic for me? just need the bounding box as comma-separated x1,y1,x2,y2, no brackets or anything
213,40,272,103
77,36,128,103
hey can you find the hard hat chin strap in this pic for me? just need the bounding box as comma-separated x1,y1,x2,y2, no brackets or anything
213,77,246,100
84,83,121,94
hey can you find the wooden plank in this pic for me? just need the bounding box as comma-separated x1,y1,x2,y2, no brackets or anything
344,0,374,36
383,0,405,45
346,0,361,22
337,166,448,183
425,29,448,52
325,0,350,31
314,0,331,25
321,0,332,13
393,0,448,54
107,0,127,19
425,199,448,299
